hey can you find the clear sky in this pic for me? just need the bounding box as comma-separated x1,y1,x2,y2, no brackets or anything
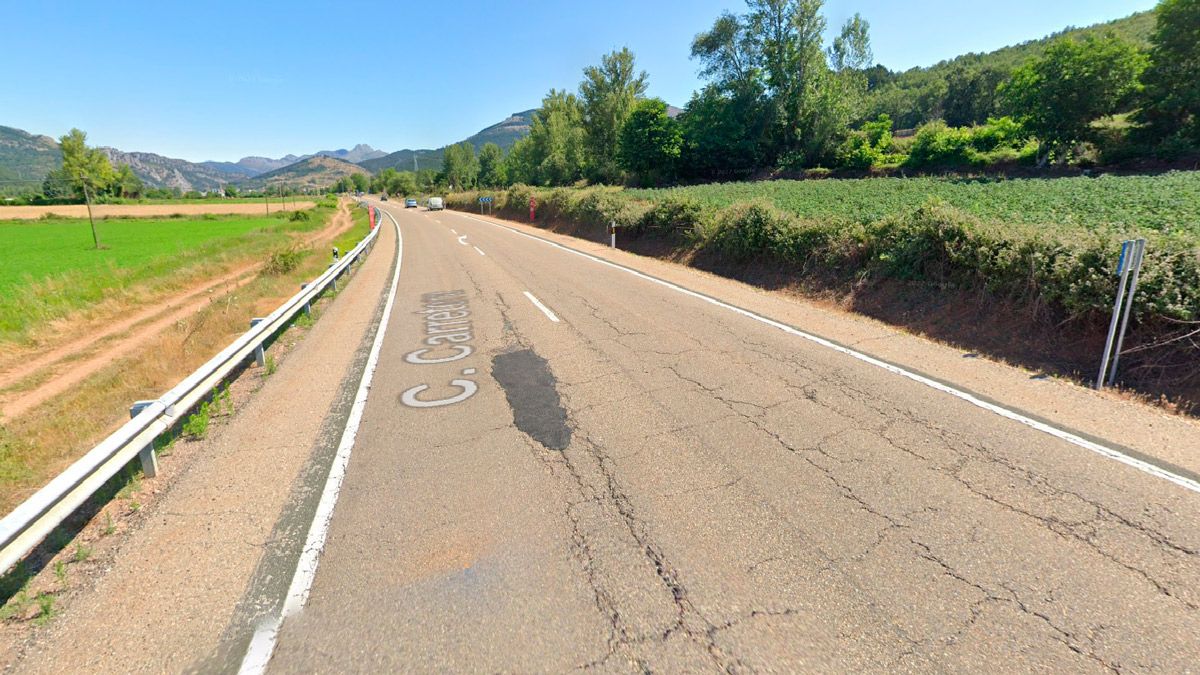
1,0,1157,163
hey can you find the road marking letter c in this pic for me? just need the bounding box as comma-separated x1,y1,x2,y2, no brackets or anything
401,379,478,408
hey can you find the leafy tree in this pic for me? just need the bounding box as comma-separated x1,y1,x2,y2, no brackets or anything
223,183,239,198
942,66,1009,127
349,172,369,193
114,163,144,198
502,136,537,185
579,48,648,183
442,141,479,190
691,1,873,168
1136,0,1200,146
619,98,683,184
59,128,115,200
42,168,74,199
524,89,589,186
393,171,418,197
477,142,507,187
1000,33,1147,164
678,84,769,179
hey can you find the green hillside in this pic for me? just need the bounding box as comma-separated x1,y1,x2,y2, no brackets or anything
0,126,61,195
869,11,1156,129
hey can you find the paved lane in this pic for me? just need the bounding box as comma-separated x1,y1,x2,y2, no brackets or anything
268,202,1200,672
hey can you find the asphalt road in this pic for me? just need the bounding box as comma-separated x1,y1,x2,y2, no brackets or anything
265,202,1200,672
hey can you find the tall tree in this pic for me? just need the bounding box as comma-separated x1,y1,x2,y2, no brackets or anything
525,89,589,186
442,141,479,190
1001,33,1147,164
477,142,507,187
690,1,872,167
579,48,648,183
619,98,683,184
1136,0,1200,145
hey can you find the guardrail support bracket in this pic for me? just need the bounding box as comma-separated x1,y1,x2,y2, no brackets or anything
130,401,159,478
250,318,266,367
300,284,312,317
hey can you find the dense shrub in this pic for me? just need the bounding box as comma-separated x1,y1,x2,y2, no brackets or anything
904,122,983,169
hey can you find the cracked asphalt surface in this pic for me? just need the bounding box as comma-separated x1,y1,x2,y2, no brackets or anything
268,202,1200,672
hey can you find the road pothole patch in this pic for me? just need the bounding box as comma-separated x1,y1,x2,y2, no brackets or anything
491,348,571,451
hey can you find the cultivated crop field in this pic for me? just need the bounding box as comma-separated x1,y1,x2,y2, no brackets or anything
627,172,1200,234
0,212,327,344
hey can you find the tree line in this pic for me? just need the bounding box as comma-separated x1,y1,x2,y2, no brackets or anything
399,0,1199,192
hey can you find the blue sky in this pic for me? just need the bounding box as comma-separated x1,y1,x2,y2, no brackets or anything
2,0,1156,162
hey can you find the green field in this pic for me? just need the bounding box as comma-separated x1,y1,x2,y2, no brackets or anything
627,172,1200,234
0,211,329,344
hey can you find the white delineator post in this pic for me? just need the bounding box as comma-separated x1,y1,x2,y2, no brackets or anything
1107,238,1147,386
1096,240,1136,389
610,221,617,249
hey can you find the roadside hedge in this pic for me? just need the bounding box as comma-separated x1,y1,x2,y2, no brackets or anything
451,184,1199,329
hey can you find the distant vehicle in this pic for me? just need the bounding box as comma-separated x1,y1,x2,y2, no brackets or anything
405,198,418,208
381,193,388,201
428,197,444,211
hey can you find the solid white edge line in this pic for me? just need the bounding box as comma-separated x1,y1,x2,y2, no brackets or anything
239,206,404,674
523,291,560,323
474,246,486,256
456,212,1200,497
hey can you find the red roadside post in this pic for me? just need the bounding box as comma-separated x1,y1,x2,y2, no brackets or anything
529,196,537,222
369,206,376,230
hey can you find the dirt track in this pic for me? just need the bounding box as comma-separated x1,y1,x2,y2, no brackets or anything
0,200,352,421
0,202,315,220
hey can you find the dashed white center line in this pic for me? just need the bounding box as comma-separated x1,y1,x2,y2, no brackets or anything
523,291,560,323
451,228,458,234
474,246,486,256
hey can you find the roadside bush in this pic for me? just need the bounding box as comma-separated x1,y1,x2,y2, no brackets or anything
704,201,794,261
287,210,311,222
263,245,307,275
638,196,709,238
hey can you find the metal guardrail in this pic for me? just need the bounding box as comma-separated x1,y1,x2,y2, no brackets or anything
0,206,382,575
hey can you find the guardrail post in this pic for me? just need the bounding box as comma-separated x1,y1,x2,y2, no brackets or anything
250,318,266,367
130,401,159,478
300,284,312,317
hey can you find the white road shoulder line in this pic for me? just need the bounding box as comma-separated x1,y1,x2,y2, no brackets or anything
474,246,486,256
239,207,405,674
455,212,1200,497
523,291,560,323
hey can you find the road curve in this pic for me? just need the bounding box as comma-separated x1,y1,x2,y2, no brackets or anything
266,201,1200,672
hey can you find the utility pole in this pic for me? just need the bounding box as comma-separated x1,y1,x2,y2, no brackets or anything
79,174,100,249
